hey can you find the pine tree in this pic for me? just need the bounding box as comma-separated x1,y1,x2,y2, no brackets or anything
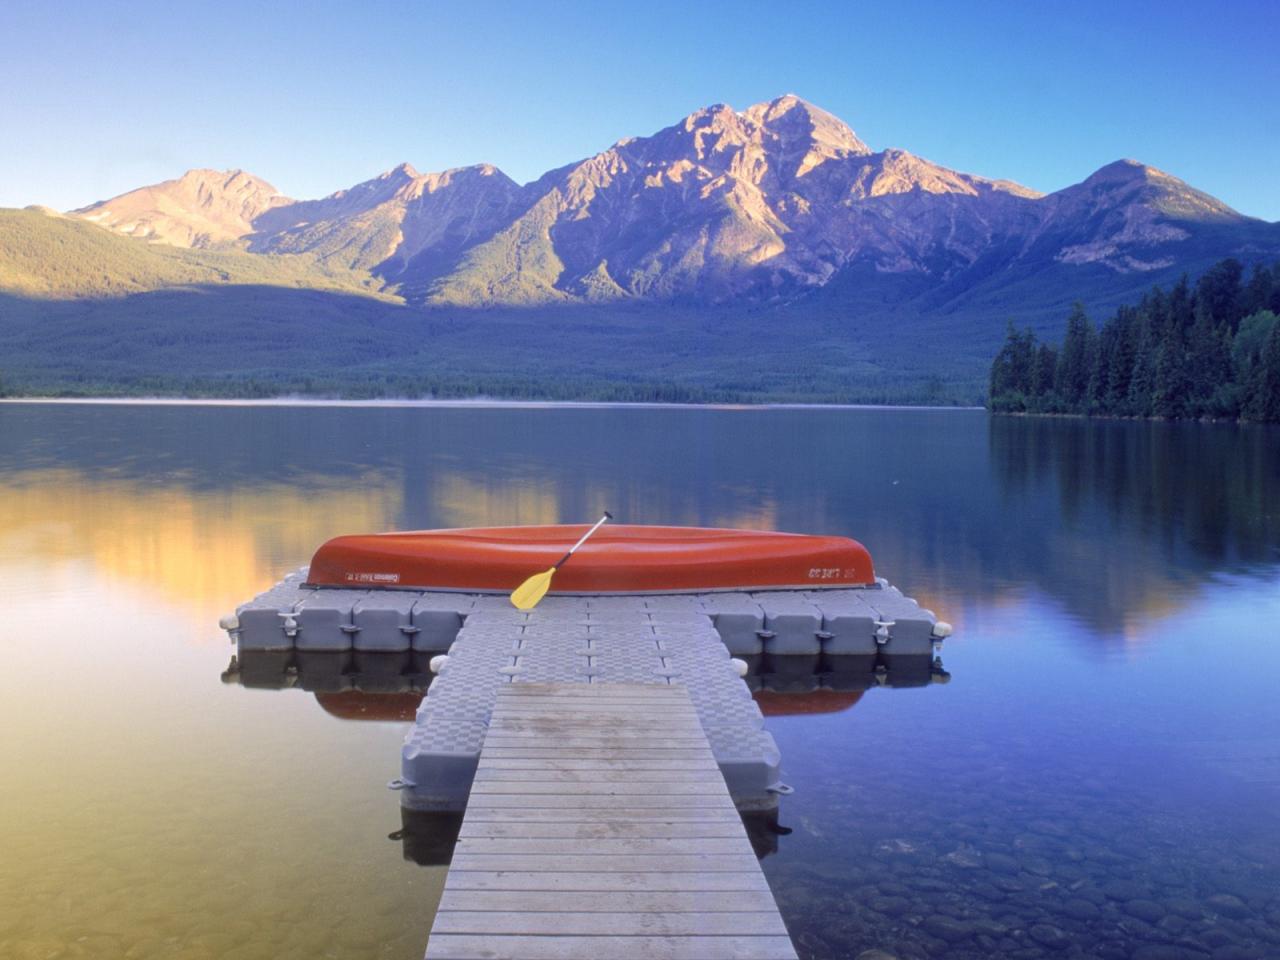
989,322,1036,411
1195,258,1244,330
1126,312,1156,417
1089,323,1114,412
1055,303,1094,412
1032,343,1058,410
1168,275,1194,335
1243,264,1274,316
1186,301,1232,415
1246,320,1280,423
1106,306,1137,411
1152,328,1190,418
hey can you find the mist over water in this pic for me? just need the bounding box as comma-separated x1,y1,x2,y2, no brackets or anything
1,403,1277,959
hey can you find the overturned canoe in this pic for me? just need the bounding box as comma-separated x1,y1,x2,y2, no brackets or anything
306,524,875,594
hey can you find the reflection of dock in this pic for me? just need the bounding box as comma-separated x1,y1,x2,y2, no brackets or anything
223,577,948,813
222,649,950,716
423,683,797,960
223,648,944,958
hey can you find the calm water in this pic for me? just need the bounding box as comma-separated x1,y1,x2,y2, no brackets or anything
2,402,1278,960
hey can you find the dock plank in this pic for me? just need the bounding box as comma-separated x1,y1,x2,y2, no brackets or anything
425,683,796,960
458,821,748,839
478,758,720,771
437,889,783,913
431,911,789,936
460,814,742,829
442,871,773,892
425,935,798,960
473,768,724,783
453,837,756,856
460,798,742,814
468,780,729,795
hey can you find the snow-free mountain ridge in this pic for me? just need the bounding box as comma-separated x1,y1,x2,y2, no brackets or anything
70,95,1277,310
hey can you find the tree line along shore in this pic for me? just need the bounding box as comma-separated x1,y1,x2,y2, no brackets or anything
989,259,1280,423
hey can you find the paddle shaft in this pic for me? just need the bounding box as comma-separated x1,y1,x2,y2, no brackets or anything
553,511,613,569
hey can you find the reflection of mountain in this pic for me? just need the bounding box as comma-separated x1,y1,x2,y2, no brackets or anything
4,403,1277,638
0,467,399,620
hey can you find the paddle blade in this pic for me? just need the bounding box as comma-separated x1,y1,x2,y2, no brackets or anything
510,568,556,610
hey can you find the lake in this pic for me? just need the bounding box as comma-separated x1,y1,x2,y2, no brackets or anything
1,402,1278,960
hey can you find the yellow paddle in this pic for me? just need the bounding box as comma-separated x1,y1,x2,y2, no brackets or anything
510,511,613,610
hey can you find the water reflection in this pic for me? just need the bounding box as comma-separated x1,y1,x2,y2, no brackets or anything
222,648,949,875
5,403,1280,960
221,651,949,721
988,416,1280,632
5,403,1277,643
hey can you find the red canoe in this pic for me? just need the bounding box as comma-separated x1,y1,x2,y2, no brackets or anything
306,524,875,594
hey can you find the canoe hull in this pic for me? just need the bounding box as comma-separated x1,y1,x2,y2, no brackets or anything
306,524,875,594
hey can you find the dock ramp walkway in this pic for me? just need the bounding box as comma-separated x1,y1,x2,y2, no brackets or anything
424,682,798,960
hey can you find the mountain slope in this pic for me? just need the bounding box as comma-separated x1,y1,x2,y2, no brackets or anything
73,169,291,248
0,207,392,299
4,94,1274,401
63,95,1279,316
427,95,1046,304
248,163,523,290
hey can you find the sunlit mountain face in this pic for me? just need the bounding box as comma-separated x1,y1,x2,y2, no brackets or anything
6,97,1278,403
69,97,1278,311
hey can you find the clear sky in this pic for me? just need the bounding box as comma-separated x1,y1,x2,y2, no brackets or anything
2,0,1277,219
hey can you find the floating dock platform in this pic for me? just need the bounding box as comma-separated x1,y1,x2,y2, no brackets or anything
222,523,951,960
223,569,947,811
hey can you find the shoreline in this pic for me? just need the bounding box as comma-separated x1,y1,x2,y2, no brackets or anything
0,396,985,412
989,409,1264,425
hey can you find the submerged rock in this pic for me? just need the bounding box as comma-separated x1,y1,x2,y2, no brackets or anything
922,915,975,942
940,844,984,869
1057,897,1102,920
1205,894,1250,919
1129,945,1211,960
869,896,912,917
1029,922,1073,949
1125,899,1168,923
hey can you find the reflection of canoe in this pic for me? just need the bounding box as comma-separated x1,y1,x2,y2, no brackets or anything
754,688,865,716
314,691,423,722
307,524,874,594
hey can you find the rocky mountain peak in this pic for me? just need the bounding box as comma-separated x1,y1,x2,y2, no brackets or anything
1070,158,1243,223
60,97,1276,305
72,167,289,246
378,161,421,183
743,94,872,161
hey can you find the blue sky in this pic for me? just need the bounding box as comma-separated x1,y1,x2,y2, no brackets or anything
2,0,1277,219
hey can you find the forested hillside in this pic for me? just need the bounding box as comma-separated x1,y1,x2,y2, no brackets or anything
988,259,1280,421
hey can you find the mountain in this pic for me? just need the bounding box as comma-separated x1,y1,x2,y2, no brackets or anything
74,169,291,248
248,163,522,300
62,95,1279,313
62,94,1278,317
0,206,385,299
2,95,1278,402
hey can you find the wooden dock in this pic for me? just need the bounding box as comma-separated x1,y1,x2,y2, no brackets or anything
425,682,798,960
